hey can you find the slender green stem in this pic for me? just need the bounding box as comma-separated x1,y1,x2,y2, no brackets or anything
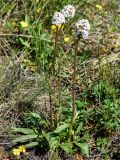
71,42,78,123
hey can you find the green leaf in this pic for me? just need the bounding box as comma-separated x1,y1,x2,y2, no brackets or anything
75,122,83,135
50,138,59,150
12,134,37,143
73,111,80,121
12,127,35,135
54,124,69,133
60,142,73,154
29,112,41,119
25,142,39,148
74,142,89,158
43,132,52,142
25,14,30,25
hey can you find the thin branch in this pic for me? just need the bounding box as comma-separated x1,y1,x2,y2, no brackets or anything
0,33,52,42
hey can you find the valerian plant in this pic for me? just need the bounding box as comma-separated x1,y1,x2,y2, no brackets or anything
12,4,91,158
11,1,120,159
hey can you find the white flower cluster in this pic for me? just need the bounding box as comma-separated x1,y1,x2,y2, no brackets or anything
51,5,90,39
75,19,90,39
52,5,76,26
61,5,76,19
52,12,66,26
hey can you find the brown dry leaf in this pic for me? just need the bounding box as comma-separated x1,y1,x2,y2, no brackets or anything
0,148,4,158
74,152,84,160
87,105,95,111
95,157,100,160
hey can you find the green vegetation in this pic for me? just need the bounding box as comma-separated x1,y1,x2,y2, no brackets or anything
0,0,120,159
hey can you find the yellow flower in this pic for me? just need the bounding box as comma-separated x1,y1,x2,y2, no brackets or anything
58,24,64,30
30,66,36,72
12,149,20,156
51,25,57,31
64,37,70,43
36,7,41,13
18,145,26,153
51,24,64,32
20,21,28,28
101,47,108,53
36,0,39,3
96,4,103,10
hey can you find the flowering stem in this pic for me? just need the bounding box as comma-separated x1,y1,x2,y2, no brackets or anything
72,41,78,122
53,27,59,75
53,27,59,127
58,60,61,121
48,72,53,127
69,39,79,140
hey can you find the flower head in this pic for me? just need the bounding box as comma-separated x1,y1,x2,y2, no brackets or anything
52,12,65,26
58,24,64,30
18,145,26,153
75,19,90,31
20,21,28,28
36,7,41,13
81,30,89,39
36,0,39,3
75,19,90,39
12,149,20,156
51,24,64,32
64,36,70,43
61,5,76,19
96,4,103,10
51,25,57,31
